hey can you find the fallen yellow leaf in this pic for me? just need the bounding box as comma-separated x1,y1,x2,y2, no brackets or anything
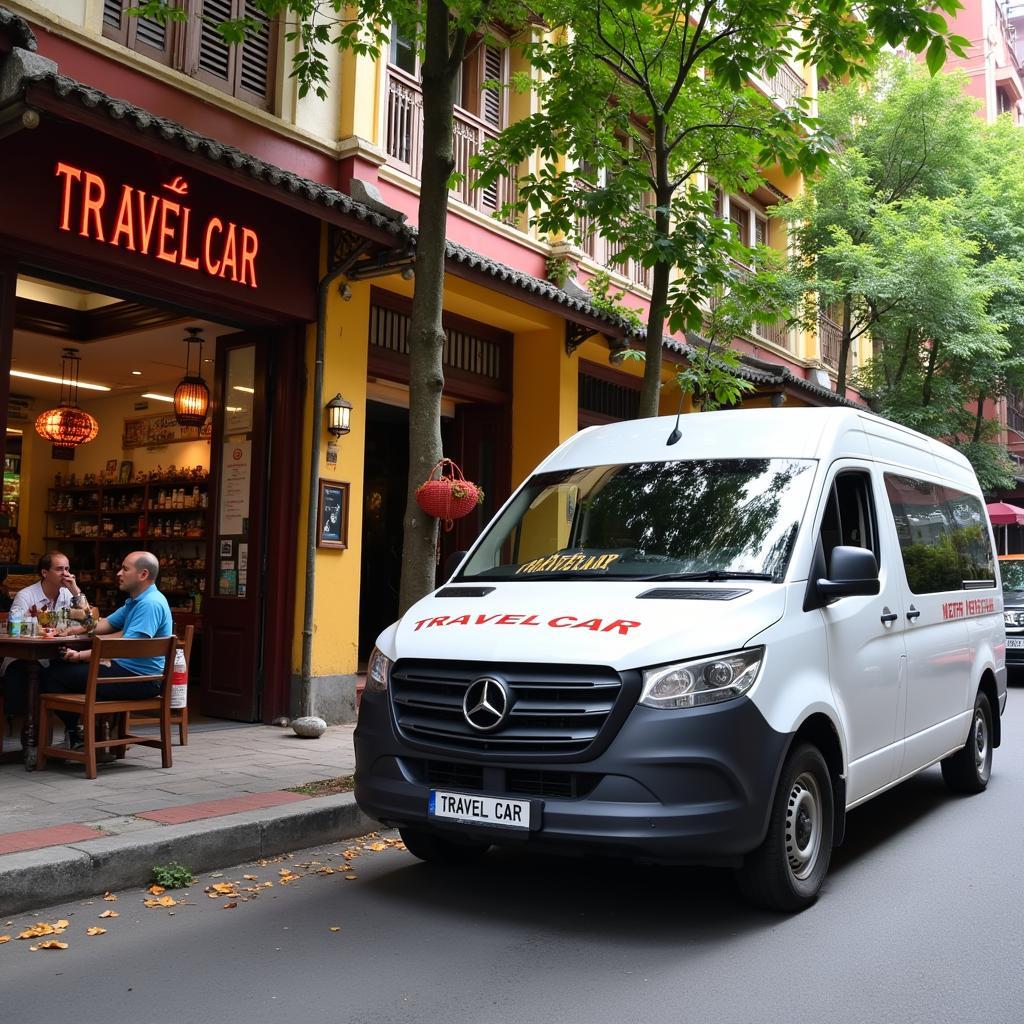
317,867,336,875
17,921,68,940
0,936,10,944
31,940,68,951
344,874,357,881
368,842,387,852
278,870,300,884
329,926,341,932
99,911,119,919
243,874,258,881
143,895,177,908
208,883,237,895
102,892,118,901
86,927,106,936
222,902,238,910
148,884,166,895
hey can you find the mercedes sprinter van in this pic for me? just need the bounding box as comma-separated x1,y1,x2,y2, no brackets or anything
354,408,1006,911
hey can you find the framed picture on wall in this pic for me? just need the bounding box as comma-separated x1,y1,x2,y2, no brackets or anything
118,460,133,483
105,459,118,483
317,480,349,549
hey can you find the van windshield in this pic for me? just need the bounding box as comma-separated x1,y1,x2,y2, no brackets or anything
459,458,817,583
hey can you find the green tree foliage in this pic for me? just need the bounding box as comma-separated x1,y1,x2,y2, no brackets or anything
786,57,1024,490
475,0,968,417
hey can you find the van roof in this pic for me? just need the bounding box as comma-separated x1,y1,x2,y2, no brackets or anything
541,408,979,489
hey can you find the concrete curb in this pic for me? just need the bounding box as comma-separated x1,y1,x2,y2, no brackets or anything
0,794,377,917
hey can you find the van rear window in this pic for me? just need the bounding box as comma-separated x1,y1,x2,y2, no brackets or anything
460,458,816,582
883,475,995,594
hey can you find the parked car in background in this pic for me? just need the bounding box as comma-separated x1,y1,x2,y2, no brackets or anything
999,554,1024,673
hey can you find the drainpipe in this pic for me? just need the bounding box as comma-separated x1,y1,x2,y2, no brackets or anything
298,262,351,716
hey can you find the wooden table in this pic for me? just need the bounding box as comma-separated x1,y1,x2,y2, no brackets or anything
0,634,91,770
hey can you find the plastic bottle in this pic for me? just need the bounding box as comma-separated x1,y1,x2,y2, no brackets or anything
169,647,188,709
8,609,23,637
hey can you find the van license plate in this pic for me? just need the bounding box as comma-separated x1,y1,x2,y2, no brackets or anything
429,790,531,830
1007,638,1024,649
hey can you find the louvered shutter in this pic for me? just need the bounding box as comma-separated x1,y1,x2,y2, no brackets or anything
101,0,174,64
196,0,233,83
193,0,276,110
237,2,273,106
481,45,504,128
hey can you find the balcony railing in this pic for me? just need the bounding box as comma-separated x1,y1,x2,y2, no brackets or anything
818,312,842,368
575,195,653,290
704,259,796,352
385,68,516,220
764,62,807,109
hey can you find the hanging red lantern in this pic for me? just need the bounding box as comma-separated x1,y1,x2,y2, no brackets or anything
35,348,100,448
416,458,484,530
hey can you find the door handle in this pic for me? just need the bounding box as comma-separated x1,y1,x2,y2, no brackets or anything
880,609,898,625
906,606,921,622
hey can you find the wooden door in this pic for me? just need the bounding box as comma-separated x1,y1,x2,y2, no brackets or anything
200,333,268,720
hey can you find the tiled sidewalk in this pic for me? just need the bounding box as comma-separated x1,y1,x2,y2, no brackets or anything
0,719,356,841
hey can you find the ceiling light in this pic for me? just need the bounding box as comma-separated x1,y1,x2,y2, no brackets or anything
11,369,110,392
131,370,143,376
6,427,23,435
141,392,175,403
174,327,211,428
35,347,100,448
233,385,255,394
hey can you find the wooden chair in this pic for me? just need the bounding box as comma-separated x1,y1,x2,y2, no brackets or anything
125,625,194,745
36,635,177,779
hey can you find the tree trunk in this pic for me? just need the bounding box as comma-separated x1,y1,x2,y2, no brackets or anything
836,295,853,399
973,393,986,443
398,1,463,614
638,130,671,418
921,339,940,407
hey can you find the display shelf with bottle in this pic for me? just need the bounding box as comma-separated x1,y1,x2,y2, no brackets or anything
44,473,210,619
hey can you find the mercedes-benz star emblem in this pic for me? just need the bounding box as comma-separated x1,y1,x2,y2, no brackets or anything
463,677,510,732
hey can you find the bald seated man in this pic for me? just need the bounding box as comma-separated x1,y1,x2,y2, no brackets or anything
44,551,173,747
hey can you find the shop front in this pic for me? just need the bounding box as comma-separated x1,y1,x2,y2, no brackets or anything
0,78,321,723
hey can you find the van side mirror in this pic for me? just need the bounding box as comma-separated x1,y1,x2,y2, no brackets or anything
442,550,468,582
817,546,881,601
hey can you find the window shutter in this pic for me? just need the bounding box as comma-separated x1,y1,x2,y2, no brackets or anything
237,2,273,105
103,0,123,33
102,0,173,63
481,45,504,128
197,0,234,83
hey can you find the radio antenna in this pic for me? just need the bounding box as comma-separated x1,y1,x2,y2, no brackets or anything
666,388,685,446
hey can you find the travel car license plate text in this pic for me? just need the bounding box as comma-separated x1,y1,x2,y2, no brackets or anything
429,790,531,830
1007,637,1024,649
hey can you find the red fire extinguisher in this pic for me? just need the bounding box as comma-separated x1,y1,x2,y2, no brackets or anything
170,647,188,709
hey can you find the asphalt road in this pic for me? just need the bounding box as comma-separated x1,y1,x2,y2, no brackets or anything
3,689,1023,1024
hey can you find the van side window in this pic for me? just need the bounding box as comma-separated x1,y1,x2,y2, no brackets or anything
883,475,995,593
820,472,878,574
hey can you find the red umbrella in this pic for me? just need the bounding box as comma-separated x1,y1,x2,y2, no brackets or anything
986,501,1024,526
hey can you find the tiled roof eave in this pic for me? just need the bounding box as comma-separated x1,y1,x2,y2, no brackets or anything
0,7,36,52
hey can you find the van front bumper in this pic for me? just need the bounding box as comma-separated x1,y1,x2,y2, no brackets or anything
354,690,791,865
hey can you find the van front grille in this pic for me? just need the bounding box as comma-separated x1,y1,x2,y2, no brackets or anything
410,759,601,799
390,660,625,758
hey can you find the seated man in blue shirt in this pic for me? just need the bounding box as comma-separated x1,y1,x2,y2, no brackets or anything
45,550,173,746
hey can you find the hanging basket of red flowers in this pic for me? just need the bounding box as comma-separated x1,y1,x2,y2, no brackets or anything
415,458,484,531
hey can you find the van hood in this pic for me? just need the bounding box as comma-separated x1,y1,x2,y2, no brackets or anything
387,581,788,672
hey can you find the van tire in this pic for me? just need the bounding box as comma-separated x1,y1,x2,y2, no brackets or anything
399,827,490,864
736,743,833,913
941,690,993,794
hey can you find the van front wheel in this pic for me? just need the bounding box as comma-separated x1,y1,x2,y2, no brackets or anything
941,690,993,794
736,743,834,913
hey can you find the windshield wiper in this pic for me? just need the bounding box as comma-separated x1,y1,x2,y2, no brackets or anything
637,570,777,583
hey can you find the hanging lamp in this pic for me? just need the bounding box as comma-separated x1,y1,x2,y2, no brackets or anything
34,347,100,447
173,326,210,428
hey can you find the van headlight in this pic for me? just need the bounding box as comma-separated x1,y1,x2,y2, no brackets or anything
639,648,764,709
366,647,393,693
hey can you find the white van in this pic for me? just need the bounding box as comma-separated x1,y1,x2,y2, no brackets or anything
354,408,1006,911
